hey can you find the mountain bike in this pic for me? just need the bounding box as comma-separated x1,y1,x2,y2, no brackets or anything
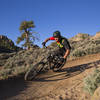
24,46,66,81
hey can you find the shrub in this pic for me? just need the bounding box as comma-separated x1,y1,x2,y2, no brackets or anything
72,49,86,57
0,68,12,79
83,68,100,95
12,65,28,76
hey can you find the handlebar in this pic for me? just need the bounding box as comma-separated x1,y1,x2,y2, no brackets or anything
43,45,47,48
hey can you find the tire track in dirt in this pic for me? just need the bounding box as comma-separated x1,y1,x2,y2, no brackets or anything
1,53,100,100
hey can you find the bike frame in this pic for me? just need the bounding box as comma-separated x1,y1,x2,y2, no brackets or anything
41,46,65,71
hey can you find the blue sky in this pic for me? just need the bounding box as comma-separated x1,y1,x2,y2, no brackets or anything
0,0,100,47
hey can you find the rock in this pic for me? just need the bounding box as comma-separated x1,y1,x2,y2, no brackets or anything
91,86,100,100
92,32,100,39
69,33,91,42
0,35,22,53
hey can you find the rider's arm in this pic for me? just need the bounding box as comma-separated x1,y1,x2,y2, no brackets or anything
63,49,70,59
45,37,55,42
43,37,55,43
62,39,71,59
44,38,50,43
42,37,55,46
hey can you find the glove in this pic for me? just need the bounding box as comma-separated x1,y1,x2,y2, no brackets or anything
60,57,65,63
42,42,46,46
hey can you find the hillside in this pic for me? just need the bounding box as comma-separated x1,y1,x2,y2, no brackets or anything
69,33,91,41
92,31,100,39
1,32,100,79
69,32,100,58
0,33,100,100
0,35,22,53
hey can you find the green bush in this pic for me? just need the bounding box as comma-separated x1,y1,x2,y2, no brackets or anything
83,68,100,95
72,49,86,57
0,68,12,79
70,38,100,58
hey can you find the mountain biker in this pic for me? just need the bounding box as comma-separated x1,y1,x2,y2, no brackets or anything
42,31,71,62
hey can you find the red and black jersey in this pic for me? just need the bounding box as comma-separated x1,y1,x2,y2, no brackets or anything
49,36,71,52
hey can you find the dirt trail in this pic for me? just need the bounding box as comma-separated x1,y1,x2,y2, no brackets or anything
1,53,100,100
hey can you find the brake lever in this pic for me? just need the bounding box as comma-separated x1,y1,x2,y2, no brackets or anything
43,45,47,48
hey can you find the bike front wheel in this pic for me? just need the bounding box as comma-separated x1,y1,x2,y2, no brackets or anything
24,62,45,81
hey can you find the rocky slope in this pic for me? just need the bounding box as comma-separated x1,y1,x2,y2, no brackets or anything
0,35,22,53
1,32,100,80
92,31,100,39
92,86,100,100
69,33,91,41
0,33,100,99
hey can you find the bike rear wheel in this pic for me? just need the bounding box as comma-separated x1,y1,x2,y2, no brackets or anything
24,62,45,81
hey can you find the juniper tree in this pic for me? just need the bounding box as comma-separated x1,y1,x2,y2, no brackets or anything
16,20,38,49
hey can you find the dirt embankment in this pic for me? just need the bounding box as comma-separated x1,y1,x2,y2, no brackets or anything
1,53,100,100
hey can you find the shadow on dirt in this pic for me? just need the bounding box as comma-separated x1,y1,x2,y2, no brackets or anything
34,60,100,82
0,76,28,100
0,60,100,100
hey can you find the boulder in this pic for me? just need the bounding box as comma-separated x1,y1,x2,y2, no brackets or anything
91,86,100,100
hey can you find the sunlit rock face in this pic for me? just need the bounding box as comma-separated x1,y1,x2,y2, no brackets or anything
92,32,100,39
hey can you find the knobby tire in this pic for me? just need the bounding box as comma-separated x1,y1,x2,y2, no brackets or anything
24,62,45,81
